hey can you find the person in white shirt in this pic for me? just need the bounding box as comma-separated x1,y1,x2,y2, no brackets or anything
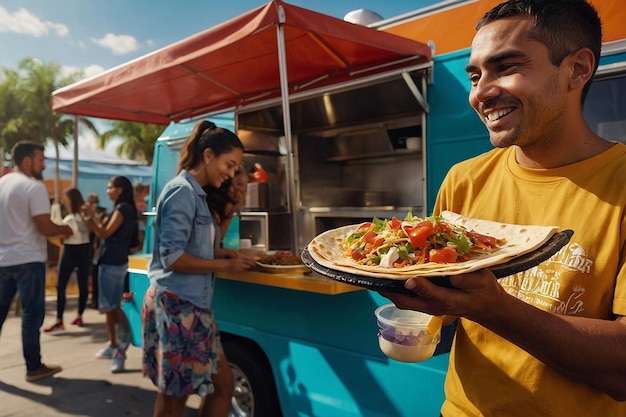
45,188,92,332
0,141,73,382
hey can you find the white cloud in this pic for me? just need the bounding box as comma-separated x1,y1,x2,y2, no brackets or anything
92,33,139,55
48,22,69,37
60,64,106,80
59,65,82,79
0,6,69,37
83,64,105,78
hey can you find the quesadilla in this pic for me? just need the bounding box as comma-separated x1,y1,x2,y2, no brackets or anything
307,211,559,278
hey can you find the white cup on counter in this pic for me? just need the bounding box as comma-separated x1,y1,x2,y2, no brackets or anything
240,239,252,249
405,137,422,151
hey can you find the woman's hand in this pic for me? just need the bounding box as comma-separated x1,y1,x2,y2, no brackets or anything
215,247,255,261
81,203,95,219
214,256,257,273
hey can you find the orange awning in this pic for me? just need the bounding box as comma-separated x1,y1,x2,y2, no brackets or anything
51,0,431,124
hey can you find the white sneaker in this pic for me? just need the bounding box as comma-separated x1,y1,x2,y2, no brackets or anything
110,348,126,373
95,343,113,359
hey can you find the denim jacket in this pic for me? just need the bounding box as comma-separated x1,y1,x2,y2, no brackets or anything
148,170,218,309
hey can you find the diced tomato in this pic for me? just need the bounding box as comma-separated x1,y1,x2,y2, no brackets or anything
361,232,375,244
373,236,384,248
436,222,453,236
357,222,372,231
389,217,402,231
351,249,364,261
467,230,498,248
429,247,458,263
406,221,436,248
362,238,384,257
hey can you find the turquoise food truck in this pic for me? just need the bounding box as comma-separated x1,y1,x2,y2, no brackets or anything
51,1,626,416
127,114,455,416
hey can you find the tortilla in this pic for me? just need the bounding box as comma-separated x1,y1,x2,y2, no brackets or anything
307,211,559,278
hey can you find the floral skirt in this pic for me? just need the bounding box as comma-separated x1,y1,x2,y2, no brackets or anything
141,285,220,397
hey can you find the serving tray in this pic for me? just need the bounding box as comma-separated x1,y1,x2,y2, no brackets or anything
255,261,311,274
301,229,573,294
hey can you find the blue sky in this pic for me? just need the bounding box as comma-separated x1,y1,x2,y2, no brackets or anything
0,0,435,155
0,0,435,78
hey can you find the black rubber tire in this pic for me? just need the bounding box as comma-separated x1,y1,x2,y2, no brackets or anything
222,337,283,417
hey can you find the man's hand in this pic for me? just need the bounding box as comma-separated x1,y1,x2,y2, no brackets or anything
33,214,74,238
382,268,507,323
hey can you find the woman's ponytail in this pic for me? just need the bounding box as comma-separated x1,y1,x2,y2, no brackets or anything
177,120,243,174
177,120,216,173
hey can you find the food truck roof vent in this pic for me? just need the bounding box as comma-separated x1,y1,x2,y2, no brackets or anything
343,9,384,26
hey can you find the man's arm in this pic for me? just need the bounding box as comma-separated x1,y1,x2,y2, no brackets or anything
483,286,626,401
385,269,626,401
32,213,73,237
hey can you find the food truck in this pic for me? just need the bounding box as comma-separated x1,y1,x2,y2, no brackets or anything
51,1,626,416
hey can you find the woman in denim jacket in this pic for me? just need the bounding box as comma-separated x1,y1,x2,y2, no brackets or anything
142,121,256,417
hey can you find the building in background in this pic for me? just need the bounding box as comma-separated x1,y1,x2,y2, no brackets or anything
43,142,152,212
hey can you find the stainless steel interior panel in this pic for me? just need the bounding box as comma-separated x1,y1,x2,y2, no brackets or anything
235,69,429,252
237,72,426,135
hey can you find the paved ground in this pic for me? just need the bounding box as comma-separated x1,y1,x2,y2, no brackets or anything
0,295,201,417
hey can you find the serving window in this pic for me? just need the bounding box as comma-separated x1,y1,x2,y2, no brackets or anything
584,67,626,144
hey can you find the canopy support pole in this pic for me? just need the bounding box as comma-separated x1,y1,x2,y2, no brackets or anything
276,4,300,253
72,115,79,187
53,139,60,203
401,71,429,114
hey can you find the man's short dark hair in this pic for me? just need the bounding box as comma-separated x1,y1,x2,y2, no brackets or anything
477,0,602,103
11,141,45,165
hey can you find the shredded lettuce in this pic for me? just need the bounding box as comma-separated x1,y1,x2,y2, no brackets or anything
447,232,472,255
342,211,482,266
397,244,412,261
372,217,386,233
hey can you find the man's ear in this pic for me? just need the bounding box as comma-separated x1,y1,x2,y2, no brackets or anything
568,48,595,91
19,155,32,171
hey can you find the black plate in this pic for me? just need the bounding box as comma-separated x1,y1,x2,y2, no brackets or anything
301,230,573,294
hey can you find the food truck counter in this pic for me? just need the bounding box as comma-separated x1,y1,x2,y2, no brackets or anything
128,254,362,296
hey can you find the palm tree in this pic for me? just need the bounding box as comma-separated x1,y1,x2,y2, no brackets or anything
0,68,23,162
97,121,164,166
0,58,99,198
15,59,78,143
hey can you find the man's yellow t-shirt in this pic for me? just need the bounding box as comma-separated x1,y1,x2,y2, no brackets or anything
434,143,626,417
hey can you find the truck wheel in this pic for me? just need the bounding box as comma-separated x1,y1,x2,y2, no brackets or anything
223,338,282,417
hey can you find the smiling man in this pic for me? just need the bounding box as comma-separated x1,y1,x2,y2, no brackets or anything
383,1,626,416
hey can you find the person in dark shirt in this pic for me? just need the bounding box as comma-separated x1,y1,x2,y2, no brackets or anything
83,175,137,373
